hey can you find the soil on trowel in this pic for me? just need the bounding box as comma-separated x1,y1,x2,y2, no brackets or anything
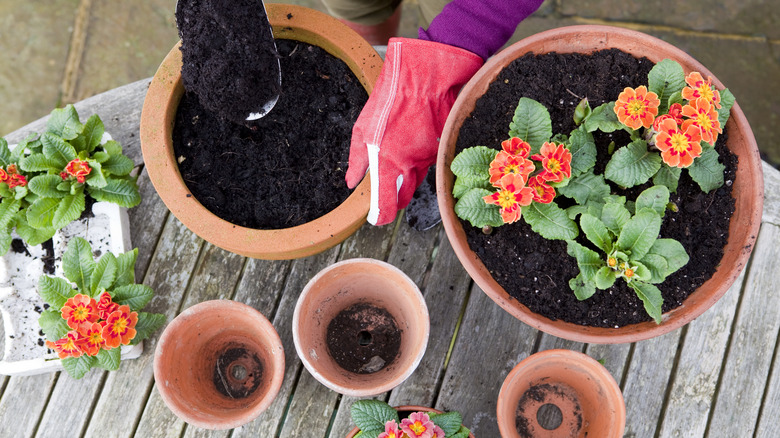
326,303,402,374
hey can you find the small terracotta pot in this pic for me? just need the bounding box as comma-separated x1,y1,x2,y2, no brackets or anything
497,349,625,438
153,300,285,430
437,25,763,343
140,4,380,260
292,258,429,396
345,405,476,438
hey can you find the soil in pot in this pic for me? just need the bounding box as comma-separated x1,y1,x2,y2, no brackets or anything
173,38,367,230
515,383,582,437
454,49,736,328
325,303,401,374
212,344,264,399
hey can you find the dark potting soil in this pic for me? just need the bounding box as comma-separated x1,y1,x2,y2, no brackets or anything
455,49,736,328
173,38,367,229
326,303,401,374
213,346,264,399
176,0,281,125
515,383,582,437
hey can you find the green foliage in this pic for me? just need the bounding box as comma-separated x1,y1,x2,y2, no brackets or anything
523,202,579,240
508,97,553,152
350,400,467,438
647,59,686,115
687,147,725,193
450,146,497,181
583,102,623,133
568,128,597,177
605,140,662,188
454,188,503,228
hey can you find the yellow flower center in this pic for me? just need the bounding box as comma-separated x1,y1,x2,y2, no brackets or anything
505,164,519,174
624,269,635,278
497,190,516,209
546,158,561,173
73,306,90,322
63,338,78,351
698,84,714,102
628,99,646,116
669,133,692,154
696,113,713,130
410,421,426,435
111,316,129,335
608,257,617,268
88,331,103,345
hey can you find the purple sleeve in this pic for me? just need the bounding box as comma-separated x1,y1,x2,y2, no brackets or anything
419,0,544,60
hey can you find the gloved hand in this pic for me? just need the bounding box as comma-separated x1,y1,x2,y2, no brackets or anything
345,38,483,225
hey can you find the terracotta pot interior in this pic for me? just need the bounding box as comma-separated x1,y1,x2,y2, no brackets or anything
297,261,428,392
437,25,763,343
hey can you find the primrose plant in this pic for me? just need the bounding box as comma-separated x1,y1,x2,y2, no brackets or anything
0,105,141,255
350,399,470,438
450,59,732,323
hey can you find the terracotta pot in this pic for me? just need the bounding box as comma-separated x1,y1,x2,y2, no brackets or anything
153,300,285,430
140,4,380,260
345,405,475,438
497,349,625,438
292,258,429,396
437,25,763,343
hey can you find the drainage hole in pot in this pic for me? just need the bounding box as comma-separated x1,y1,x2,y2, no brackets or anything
326,303,401,374
537,403,563,430
213,347,264,399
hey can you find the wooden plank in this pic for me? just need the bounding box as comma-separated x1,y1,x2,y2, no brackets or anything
34,368,106,437
756,335,780,438
129,168,170,281
707,223,780,436
656,265,745,438
435,282,539,437
761,161,780,225
0,373,57,437
536,334,583,353
584,343,631,387
621,330,681,438
232,258,293,317
83,215,204,438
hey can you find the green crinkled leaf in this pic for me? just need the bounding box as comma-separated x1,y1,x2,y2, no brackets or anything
20,153,62,173
131,312,167,345
85,160,107,188
350,400,399,433
635,185,670,217
38,309,71,341
42,132,77,167
111,284,154,312
38,276,76,310
508,97,553,151
28,174,67,199
113,248,138,288
454,188,503,228
96,346,121,371
600,202,631,236
568,128,597,177
633,261,652,283
717,88,735,129
637,253,669,284
595,266,617,289
26,197,60,229
15,214,56,246
0,197,21,231
645,238,689,277
450,146,497,180
429,411,463,436
653,165,681,193
0,232,11,256
566,240,604,283
101,154,134,176
616,209,662,260
648,59,686,115
91,252,118,296
52,190,86,230
687,147,725,193
524,202,579,240
450,426,471,438
87,178,141,207
631,281,664,324
605,140,662,188
80,114,105,153
583,102,623,133
557,171,611,205
580,213,613,253
0,139,12,166
62,237,96,293
62,355,96,379
668,91,683,108
46,105,83,141
102,139,123,156
453,174,492,199
569,273,597,300
92,151,110,163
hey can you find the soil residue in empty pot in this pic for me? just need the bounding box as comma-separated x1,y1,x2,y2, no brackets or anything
213,346,264,399
326,303,401,374
515,383,582,438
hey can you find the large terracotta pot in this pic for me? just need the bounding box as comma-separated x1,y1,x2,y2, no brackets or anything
437,25,763,343
345,406,475,438
292,258,429,396
140,4,380,260
497,349,625,438
153,300,285,430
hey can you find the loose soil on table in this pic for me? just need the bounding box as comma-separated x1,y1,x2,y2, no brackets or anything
176,0,281,124
173,38,367,229
326,303,401,374
454,49,736,327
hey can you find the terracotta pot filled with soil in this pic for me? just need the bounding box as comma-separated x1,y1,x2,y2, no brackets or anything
153,300,284,430
497,349,625,438
292,258,429,396
140,4,381,260
437,25,763,343
345,406,475,438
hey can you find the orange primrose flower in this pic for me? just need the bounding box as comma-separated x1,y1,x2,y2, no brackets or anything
401,412,440,438
96,292,119,320
64,158,92,183
530,142,572,183
501,137,532,158
483,174,535,224
61,294,99,334
0,168,7,183
78,322,107,356
102,305,138,349
46,331,84,359
652,103,684,132
378,420,402,438
1,165,26,188
527,175,555,204
488,151,534,186
615,85,660,130
681,97,722,144
681,71,721,109
654,117,703,168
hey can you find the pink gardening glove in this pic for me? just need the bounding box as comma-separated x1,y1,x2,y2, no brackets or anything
345,38,483,225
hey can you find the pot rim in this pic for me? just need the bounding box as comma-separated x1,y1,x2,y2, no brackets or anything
140,4,380,260
437,24,763,343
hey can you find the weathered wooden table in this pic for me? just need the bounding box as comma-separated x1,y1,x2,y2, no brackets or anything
1,79,779,438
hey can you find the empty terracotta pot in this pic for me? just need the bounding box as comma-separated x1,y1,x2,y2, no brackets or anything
293,258,429,396
345,406,475,438
497,349,625,438
153,300,284,430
